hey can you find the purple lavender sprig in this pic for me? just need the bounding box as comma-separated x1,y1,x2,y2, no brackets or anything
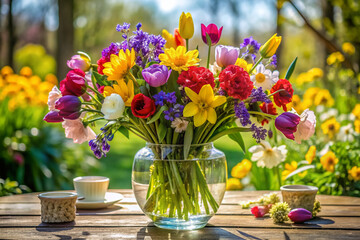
251,124,267,143
250,87,271,103
234,101,251,126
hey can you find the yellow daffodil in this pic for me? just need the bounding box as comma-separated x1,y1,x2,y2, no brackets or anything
226,178,243,190
314,89,334,107
231,159,252,179
179,12,194,39
183,84,226,127
103,79,134,107
260,33,282,58
348,166,360,181
342,42,355,55
103,48,135,81
321,117,340,139
305,146,316,164
320,151,338,172
159,46,200,72
352,104,360,119
327,51,344,65
355,119,360,133
235,58,252,72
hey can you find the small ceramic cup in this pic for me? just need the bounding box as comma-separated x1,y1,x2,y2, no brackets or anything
38,192,77,223
73,176,109,201
280,185,318,212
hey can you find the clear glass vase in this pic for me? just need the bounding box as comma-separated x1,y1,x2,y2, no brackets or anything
132,142,227,230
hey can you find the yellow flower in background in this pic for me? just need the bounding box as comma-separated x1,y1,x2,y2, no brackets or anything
226,178,243,190
282,161,297,180
286,94,303,113
260,33,282,58
308,68,323,79
159,46,200,72
231,159,252,179
314,89,334,107
342,42,355,55
305,146,316,164
103,79,134,107
235,58,252,72
303,87,320,105
183,84,226,127
45,73,58,85
327,51,344,65
20,66,33,77
103,48,135,81
179,12,194,39
295,72,311,86
355,120,360,133
321,117,340,139
320,151,338,172
1,66,14,76
348,166,360,181
352,104,360,119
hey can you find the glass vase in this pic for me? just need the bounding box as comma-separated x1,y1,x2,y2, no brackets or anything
132,142,227,230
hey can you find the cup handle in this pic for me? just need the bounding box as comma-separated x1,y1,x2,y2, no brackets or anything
77,196,85,200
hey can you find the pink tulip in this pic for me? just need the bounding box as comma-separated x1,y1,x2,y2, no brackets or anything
60,69,87,97
47,86,62,111
215,45,240,67
43,111,64,123
62,118,96,144
67,55,91,72
293,109,316,144
288,208,313,223
275,112,300,140
201,23,223,46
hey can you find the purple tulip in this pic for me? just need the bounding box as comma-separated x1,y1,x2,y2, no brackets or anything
142,64,171,87
275,112,300,140
215,45,240,68
43,111,64,123
55,95,82,120
201,23,223,46
67,55,91,72
288,208,313,223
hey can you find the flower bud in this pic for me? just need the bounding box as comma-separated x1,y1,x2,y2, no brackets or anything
43,111,64,123
201,23,223,46
179,12,194,39
260,33,282,58
67,54,91,72
251,205,269,218
288,208,313,223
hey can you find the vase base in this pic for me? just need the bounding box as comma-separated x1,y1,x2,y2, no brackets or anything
152,215,211,230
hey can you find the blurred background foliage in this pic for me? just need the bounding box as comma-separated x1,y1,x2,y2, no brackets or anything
0,0,359,196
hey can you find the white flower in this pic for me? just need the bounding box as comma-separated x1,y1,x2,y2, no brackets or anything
249,141,287,168
101,94,125,120
62,119,96,144
337,123,355,142
250,64,279,90
293,109,316,144
171,118,189,133
47,86,61,111
320,108,338,122
209,62,222,75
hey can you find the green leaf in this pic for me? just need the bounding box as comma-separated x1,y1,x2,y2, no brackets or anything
285,165,315,180
77,51,91,61
118,126,129,139
166,71,181,100
206,33,212,46
147,105,168,124
92,71,110,86
228,132,246,153
208,127,252,142
157,122,167,143
284,57,298,80
183,122,194,159
145,61,159,68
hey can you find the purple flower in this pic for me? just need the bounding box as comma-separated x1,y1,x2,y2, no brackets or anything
270,54,277,68
288,208,313,223
142,64,171,87
153,91,167,106
250,87,271,103
166,92,177,104
101,42,121,60
215,45,240,68
251,124,267,143
55,95,81,120
275,112,300,140
136,22,142,30
164,104,184,121
240,36,261,53
43,111,64,123
234,101,251,126
116,23,130,32
89,124,115,159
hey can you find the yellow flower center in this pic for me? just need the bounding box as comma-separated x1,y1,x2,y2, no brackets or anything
199,102,209,110
255,73,266,83
173,56,187,66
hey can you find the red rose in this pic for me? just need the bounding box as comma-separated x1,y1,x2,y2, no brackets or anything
60,69,86,96
270,79,293,111
260,102,278,125
219,65,253,100
97,57,107,75
131,94,156,119
177,66,215,93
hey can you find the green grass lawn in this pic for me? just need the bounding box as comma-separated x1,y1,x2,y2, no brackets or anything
88,133,256,189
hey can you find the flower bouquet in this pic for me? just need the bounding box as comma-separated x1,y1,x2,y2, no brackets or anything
44,12,315,229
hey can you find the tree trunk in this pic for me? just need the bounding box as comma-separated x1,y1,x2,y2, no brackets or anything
57,0,74,79
7,0,15,68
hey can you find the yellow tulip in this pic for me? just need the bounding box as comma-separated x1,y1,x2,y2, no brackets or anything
260,33,282,58
179,12,194,39
162,29,177,49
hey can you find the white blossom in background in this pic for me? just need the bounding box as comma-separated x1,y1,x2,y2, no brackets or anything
249,141,287,168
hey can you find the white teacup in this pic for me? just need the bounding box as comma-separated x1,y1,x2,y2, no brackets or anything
73,176,109,201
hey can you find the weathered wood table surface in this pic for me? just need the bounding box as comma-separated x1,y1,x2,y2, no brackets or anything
0,189,359,239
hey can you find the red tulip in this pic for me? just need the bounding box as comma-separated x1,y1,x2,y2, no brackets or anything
201,23,223,46
60,69,87,96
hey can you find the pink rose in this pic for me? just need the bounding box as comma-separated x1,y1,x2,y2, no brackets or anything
47,86,62,111
293,109,316,144
62,118,96,144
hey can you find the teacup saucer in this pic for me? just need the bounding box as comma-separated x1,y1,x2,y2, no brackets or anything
76,192,123,209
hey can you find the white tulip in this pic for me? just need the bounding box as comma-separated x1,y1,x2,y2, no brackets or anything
101,94,125,120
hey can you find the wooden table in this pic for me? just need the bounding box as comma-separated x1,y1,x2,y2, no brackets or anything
0,190,359,239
